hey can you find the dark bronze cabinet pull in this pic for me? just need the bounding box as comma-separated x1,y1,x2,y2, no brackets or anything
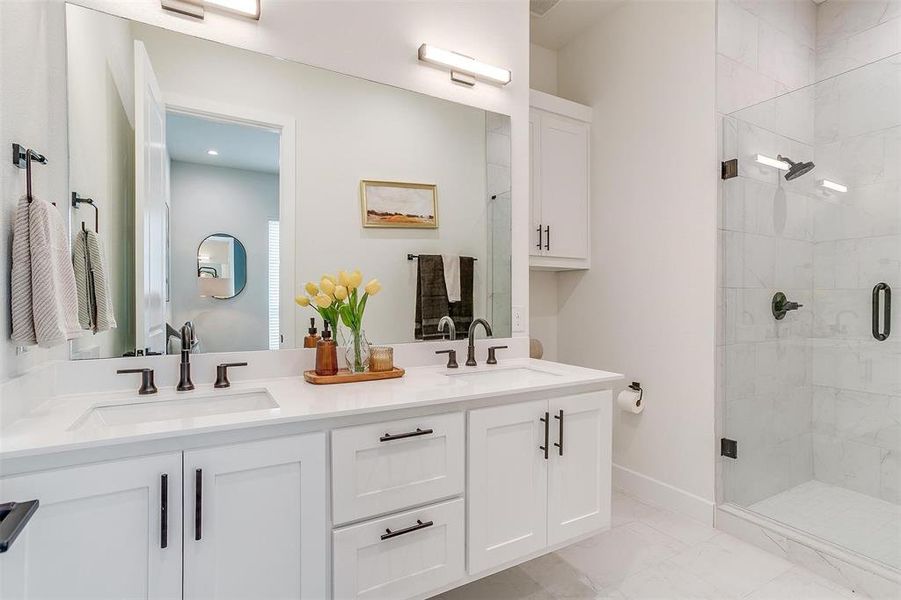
194,468,202,541
379,427,433,442
381,519,433,541
544,225,550,251
539,412,549,459
0,500,39,553
160,474,168,549
553,410,564,456
536,224,543,250
873,282,891,341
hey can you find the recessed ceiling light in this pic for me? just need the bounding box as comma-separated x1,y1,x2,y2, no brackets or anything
207,149,219,156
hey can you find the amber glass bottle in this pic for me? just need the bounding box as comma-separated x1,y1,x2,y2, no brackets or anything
315,322,338,376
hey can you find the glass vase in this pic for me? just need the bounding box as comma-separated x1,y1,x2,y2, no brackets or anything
340,327,371,373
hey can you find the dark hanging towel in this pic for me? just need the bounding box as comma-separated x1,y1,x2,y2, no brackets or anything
415,255,474,340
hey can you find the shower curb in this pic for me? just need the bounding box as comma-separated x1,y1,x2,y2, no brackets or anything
716,503,900,599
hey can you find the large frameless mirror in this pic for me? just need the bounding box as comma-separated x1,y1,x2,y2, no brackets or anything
65,4,512,358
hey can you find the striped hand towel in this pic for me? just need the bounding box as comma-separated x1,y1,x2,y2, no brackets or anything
73,229,117,333
11,196,82,347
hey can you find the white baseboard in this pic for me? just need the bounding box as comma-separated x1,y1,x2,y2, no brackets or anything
613,463,715,525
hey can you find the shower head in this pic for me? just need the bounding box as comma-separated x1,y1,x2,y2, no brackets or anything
777,155,815,181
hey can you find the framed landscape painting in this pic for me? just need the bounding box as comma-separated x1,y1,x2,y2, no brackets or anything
360,180,438,228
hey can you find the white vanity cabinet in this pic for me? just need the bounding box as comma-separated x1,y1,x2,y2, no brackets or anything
529,89,592,271
183,434,327,600
0,453,183,600
467,391,612,575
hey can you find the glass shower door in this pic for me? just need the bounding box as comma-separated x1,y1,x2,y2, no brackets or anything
719,54,901,570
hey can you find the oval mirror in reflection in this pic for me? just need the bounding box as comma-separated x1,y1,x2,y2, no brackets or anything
197,234,247,299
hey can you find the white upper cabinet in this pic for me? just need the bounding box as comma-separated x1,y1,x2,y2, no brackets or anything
0,453,183,600
530,89,592,271
183,434,327,600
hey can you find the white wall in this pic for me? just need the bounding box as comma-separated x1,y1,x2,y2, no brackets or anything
0,1,69,381
530,43,558,95
66,6,136,359
555,1,718,509
169,161,278,352
133,21,489,345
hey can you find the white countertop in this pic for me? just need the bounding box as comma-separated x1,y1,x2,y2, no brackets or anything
0,359,622,461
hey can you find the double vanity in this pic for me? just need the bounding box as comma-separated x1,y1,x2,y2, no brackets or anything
0,358,621,599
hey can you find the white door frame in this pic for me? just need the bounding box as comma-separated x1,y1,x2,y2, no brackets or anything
163,93,297,349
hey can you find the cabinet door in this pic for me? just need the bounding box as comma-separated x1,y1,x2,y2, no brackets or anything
539,113,589,260
467,400,548,575
184,434,327,600
548,391,612,546
529,109,544,258
0,453,182,600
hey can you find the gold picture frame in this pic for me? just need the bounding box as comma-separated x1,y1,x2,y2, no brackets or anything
360,180,439,229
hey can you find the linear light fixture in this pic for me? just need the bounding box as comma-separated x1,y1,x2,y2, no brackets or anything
207,149,219,156
820,179,848,193
418,44,511,87
755,154,789,171
161,0,260,20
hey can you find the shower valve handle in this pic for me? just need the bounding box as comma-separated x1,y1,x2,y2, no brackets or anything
772,292,803,320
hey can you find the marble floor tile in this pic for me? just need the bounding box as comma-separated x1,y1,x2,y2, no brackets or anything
744,566,858,600
434,491,861,600
665,533,795,598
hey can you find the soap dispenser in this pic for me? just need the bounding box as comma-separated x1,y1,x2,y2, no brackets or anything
304,318,320,348
315,322,339,376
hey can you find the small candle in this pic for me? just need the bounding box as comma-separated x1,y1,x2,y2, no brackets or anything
369,346,394,372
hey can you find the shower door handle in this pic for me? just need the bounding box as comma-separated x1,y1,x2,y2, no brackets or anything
873,282,891,341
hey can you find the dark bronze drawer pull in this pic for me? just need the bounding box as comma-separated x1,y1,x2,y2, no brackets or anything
379,427,433,442
539,412,549,459
381,519,434,541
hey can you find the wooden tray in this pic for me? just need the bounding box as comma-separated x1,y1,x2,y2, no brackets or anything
303,367,405,385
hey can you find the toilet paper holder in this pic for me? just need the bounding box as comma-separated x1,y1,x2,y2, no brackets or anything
628,381,643,407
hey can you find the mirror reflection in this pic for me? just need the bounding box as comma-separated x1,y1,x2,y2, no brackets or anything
65,4,511,359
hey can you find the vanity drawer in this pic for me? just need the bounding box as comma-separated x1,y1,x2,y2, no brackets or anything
331,412,464,525
333,498,465,600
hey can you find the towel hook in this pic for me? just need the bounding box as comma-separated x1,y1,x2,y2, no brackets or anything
71,192,98,233
12,144,48,203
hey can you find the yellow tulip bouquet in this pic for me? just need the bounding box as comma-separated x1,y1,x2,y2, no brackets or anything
295,270,381,372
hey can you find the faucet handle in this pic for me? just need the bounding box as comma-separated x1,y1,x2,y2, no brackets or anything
435,349,459,369
486,345,508,365
215,362,248,389
117,368,157,395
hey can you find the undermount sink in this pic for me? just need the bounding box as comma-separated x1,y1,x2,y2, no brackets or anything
70,389,279,429
444,367,561,385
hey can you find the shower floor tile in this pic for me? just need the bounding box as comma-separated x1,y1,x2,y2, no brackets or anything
749,480,901,570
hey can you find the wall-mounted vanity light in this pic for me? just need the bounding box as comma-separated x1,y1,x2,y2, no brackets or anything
819,179,848,193
755,154,789,171
162,0,260,20
418,44,511,87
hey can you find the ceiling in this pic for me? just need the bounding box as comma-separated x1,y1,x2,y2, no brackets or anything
166,112,279,174
530,0,626,50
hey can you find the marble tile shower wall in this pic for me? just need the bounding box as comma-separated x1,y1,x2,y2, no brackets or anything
816,0,901,81
810,54,901,504
717,0,817,114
